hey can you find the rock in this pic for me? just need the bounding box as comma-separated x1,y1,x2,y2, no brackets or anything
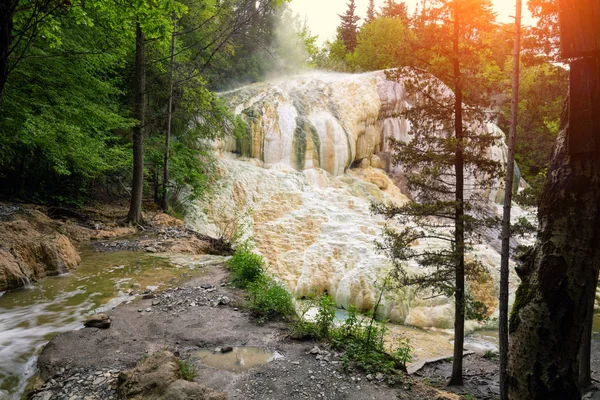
309,346,321,355
0,214,80,291
142,293,155,299
151,299,160,306
145,308,151,312
145,247,158,253
138,309,143,313
214,347,222,353
218,296,231,305
375,372,384,381
118,351,226,400
370,155,385,169
221,346,233,353
84,313,111,329
33,391,53,400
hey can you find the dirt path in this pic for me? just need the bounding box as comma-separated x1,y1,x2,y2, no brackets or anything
32,262,453,400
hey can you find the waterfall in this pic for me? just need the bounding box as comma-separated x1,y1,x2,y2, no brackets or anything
190,70,533,329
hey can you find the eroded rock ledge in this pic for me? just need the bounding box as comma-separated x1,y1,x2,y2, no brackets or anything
0,206,80,291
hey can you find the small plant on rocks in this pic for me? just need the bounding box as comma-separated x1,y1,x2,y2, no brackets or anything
247,277,295,324
179,358,197,381
226,246,265,288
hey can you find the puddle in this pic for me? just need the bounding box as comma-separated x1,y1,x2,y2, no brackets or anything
193,347,277,373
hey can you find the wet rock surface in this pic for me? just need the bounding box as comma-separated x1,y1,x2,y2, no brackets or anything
83,313,111,329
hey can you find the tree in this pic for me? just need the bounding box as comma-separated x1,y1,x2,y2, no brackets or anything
499,1,521,398
0,0,69,104
128,22,146,224
350,17,413,71
366,0,376,23
506,103,600,398
380,0,409,23
0,0,135,204
337,0,360,53
377,0,500,385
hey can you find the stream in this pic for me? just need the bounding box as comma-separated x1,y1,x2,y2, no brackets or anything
0,249,207,400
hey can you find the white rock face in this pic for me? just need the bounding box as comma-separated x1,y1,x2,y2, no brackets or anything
190,70,533,329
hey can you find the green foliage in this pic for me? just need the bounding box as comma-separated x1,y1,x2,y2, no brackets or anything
178,358,197,381
0,8,134,204
314,294,336,339
511,217,536,238
465,293,489,322
226,247,265,288
349,17,414,71
247,277,295,324
483,350,498,361
332,307,411,376
292,298,412,378
226,246,295,324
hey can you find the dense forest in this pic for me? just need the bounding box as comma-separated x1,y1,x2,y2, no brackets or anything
0,0,565,213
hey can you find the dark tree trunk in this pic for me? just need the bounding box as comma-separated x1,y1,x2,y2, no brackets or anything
127,22,146,224
499,1,521,399
579,287,596,392
507,106,600,398
0,0,14,105
162,16,176,212
449,1,464,386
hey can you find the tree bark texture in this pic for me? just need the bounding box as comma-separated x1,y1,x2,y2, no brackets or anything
0,0,14,105
507,101,600,399
579,284,596,392
162,16,176,212
127,23,146,224
449,1,465,386
500,1,521,399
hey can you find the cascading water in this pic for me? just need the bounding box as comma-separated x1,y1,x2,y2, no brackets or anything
191,70,531,328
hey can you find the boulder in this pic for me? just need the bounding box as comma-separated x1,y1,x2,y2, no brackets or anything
0,217,80,291
83,313,111,329
118,351,226,400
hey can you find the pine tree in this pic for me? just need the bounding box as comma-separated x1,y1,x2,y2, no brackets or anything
366,0,376,23
337,0,360,52
375,0,500,385
380,0,409,23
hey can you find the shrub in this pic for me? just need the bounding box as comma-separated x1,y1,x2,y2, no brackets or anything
178,359,197,381
247,277,295,324
226,247,265,288
294,299,413,377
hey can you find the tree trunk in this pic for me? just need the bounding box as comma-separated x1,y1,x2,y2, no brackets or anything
499,1,521,399
506,107,600,398
449,1,464,386
127,22,146,224
579,287,596,392
0,0,14,105
162,16,176,212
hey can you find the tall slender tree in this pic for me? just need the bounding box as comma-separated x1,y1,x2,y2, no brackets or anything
128,22,146,224
499,1,521,398
366,0,376,23
377,0,499,385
